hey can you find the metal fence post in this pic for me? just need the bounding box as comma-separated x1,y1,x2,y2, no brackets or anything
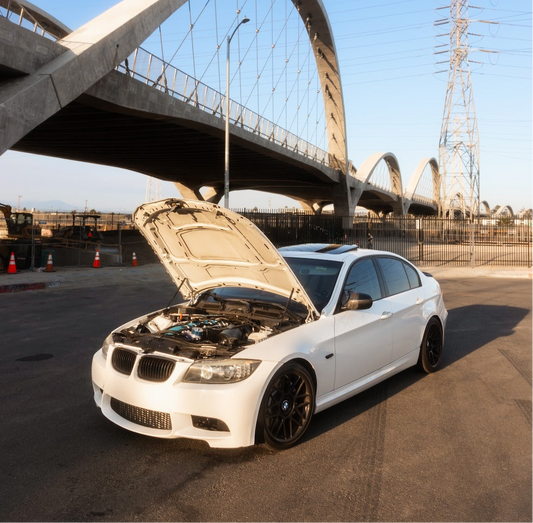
31,219,35,271
527,220,531,268
118,221,122,257
417,219,423,263
470,221,475,268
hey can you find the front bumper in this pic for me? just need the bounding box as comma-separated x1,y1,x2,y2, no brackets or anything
91,348,278,448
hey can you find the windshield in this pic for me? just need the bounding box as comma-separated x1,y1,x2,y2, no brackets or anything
283,257,343,311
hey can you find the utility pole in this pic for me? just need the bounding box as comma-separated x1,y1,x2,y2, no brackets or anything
435,0,482,219
224,16,250,209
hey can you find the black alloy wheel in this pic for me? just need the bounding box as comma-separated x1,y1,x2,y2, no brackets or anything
259,363,315,450
417,317,443,373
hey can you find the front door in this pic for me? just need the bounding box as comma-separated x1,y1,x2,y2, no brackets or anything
333,257,393,389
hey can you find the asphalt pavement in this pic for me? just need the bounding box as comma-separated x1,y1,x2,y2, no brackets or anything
0,263,174,293
0,262,531,521
0,261,531,294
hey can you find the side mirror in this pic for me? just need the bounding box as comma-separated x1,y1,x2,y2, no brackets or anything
343,292,373,311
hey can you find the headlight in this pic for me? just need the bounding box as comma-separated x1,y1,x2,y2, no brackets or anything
101,334,114,360
183,359,261,384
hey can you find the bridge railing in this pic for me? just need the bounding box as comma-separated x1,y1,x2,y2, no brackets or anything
409,193,435,206
116,47,332,168
0,1,57,40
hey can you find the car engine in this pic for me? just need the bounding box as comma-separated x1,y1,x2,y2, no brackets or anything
111,304,303,360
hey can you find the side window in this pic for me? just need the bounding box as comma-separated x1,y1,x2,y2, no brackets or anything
343,258,382,303
403,262,421,289
377,257,410,296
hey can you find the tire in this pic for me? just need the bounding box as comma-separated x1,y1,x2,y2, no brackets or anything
257,363,315,450
417,317,443,373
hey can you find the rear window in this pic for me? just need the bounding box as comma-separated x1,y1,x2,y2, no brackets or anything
376,257,411,296
403,262,421,289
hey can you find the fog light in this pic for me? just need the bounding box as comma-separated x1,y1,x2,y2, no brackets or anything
191,416,230,432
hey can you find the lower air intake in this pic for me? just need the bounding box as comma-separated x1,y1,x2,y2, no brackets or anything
110,397,172,430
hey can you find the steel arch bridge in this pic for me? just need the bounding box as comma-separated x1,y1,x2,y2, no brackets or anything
0,0,441,217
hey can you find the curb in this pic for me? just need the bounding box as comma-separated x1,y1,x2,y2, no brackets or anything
0,281,48,294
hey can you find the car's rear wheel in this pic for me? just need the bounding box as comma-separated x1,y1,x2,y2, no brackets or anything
417,317,443,373
258,363,315,450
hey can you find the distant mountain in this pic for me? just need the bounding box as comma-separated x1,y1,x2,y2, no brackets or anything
3,199,79,212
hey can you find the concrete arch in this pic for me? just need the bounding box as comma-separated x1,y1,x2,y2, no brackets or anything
356,152,403,197
292,1,347,165
494,205,514,218
481,200,491,216
354,152,403,215
292,0,351,214
404,157,440,205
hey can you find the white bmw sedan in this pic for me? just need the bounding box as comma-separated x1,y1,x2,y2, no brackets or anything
91,199,447,449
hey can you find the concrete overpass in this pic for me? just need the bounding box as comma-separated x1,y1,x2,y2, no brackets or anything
0,0,441,217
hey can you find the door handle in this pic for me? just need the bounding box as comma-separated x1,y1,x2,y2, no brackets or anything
380,311,393,320
416,297,424,305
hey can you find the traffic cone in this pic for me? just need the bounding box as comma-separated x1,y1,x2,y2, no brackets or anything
132,252,138,267
7,251,17,274
45,252,55,272
93,249,101,268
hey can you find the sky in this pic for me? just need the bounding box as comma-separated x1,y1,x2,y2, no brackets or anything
0,0,531,213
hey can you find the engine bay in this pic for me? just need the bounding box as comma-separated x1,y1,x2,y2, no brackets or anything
112,301,304,361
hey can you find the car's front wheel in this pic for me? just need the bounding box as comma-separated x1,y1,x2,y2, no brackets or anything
258,363,315,450
417,317,443,373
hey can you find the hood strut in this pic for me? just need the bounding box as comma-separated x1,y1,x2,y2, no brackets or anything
165,278,187,310
281,289,295,322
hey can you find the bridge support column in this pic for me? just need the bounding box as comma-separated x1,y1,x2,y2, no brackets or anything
174,182,203,201
298,200,326,215
332,180,356,228
391,201,405,217
203,186,223,204
174,183,223,204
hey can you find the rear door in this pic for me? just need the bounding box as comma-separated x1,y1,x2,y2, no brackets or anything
375,256,426,362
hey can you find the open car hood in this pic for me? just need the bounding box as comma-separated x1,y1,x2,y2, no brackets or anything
133,199,319,319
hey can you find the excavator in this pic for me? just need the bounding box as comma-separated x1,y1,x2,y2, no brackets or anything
0,202,41,270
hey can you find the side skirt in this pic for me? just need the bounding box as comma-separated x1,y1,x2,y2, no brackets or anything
315,349,419,414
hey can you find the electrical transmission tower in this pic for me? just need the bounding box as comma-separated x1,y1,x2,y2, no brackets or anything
145,177,161,203
436,0,481,218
